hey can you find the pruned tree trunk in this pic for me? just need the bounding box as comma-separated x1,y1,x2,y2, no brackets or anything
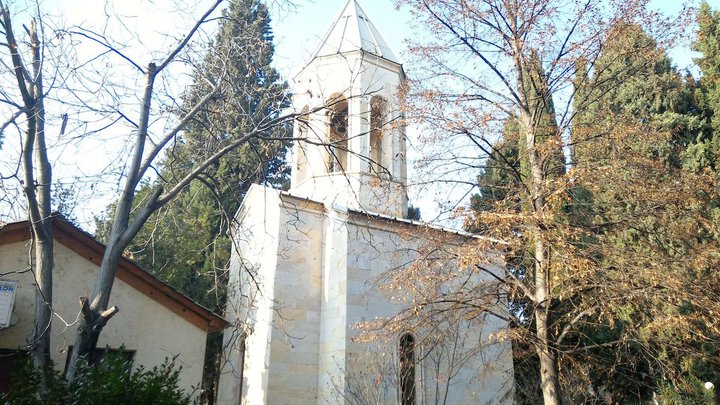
64,64,156,379
65,0,252,379
65,239,124,381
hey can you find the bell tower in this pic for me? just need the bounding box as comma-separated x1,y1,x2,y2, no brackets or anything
289,0,408,218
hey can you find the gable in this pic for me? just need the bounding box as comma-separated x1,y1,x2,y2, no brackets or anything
0,219,227,332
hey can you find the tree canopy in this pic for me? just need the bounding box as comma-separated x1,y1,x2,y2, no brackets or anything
395,0,720,403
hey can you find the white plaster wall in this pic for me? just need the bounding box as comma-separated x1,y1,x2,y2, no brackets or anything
0,240,208,394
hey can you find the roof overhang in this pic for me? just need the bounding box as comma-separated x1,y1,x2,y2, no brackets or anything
0,218,229,332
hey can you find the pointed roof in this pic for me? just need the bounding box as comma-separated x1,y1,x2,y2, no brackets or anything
307,0,400,65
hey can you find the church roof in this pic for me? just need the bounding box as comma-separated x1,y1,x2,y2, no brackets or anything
265,188,506,245
306,0,400,65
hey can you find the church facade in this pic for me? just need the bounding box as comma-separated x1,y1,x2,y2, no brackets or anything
217,1,514,403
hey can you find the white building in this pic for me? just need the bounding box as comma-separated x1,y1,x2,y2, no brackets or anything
0,218,227,395
218,1,514,403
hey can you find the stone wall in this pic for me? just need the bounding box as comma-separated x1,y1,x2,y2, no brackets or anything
219,186,514,404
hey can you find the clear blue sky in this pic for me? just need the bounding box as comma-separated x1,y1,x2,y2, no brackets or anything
271,0,720,77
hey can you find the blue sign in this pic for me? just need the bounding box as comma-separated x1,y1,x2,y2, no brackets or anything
0,280,18,328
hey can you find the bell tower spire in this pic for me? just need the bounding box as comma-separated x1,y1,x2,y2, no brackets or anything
289,0,408,218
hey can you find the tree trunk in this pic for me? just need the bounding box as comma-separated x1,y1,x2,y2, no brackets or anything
65,249,121,381
532,232,561,405
522,107,563,404
29,24,54,373
29,225,53,374
65,304,119,381
6,15,57,379
535,303,561,405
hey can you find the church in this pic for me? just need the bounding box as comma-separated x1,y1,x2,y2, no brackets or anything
217,1,514,403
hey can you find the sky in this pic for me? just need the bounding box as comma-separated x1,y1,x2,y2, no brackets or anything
270,0,718,75
3,0,720,227
6,0,420,226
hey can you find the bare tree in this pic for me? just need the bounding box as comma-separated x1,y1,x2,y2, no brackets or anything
0,0,300,382
0,0,62,379
58,0,311,380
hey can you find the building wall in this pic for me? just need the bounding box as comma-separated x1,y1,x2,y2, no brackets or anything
218,186,327,405
219,187,514,404
269,195,325,404
0,240,208,394
343,219,515,404
317,207,349,403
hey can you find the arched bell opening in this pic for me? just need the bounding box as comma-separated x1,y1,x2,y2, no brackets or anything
326,95,349,173
370,96,388,176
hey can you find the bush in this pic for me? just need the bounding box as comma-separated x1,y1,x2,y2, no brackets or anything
2,351,197,405
655,375,715,405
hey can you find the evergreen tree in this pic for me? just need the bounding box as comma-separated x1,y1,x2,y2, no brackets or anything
567,22,719,402
467,119,522,227
691,0,720,169
519,50,566,181
573,22,706,169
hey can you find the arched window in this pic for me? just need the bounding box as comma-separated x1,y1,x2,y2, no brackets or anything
298,105,310,130
295,106,310,182
238,336,246,402
370,96,387,175
399,333,416,405
327,96,348,173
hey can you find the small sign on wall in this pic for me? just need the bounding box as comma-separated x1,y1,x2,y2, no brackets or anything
0,280,18,328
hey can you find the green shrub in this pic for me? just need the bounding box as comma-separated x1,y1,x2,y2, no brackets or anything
2,351,197,405
656,375,715,405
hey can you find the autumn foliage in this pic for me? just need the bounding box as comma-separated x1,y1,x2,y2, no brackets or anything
368,0,720,403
